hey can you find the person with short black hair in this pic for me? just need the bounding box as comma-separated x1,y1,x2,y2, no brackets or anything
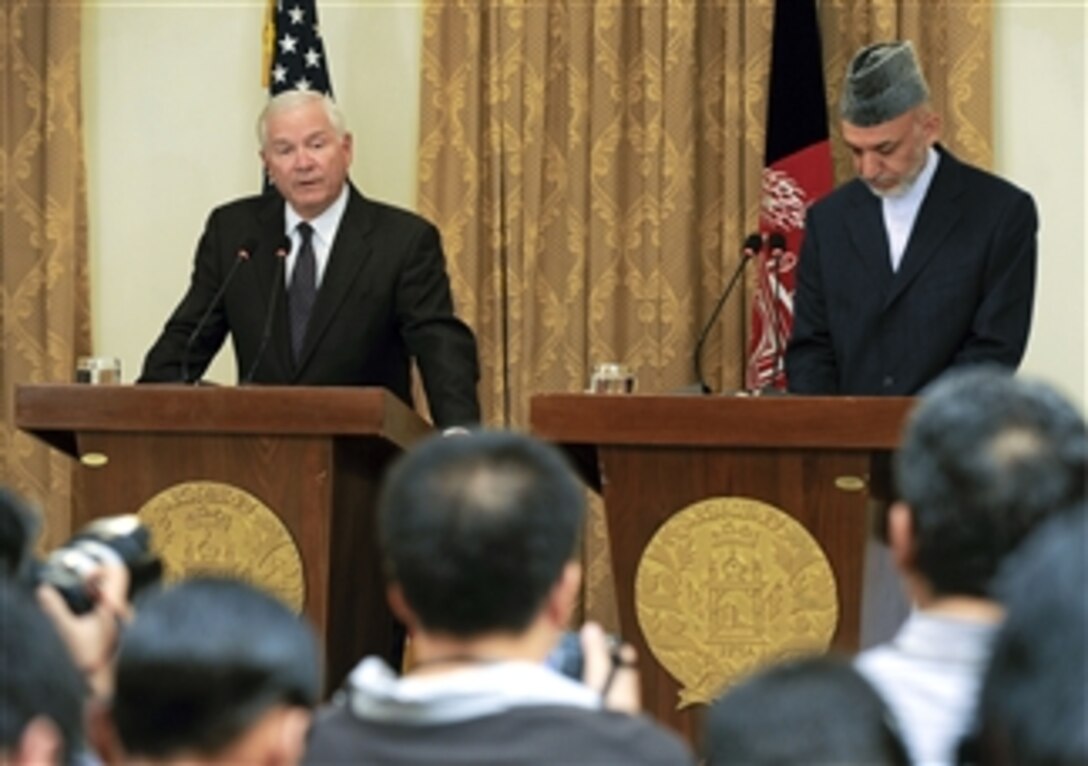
856,366,1087,764
704,654,910,765
106,577,320,765
0,579,86,766
303,430,693,764
964,504,1088,766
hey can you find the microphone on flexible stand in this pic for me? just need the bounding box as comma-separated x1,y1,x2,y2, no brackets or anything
242,236,291,384
683,233,764,395
754,231,789,396
180,238,257,385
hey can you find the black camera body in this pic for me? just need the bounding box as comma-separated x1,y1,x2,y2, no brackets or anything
33,515,163,614
545,630,623,681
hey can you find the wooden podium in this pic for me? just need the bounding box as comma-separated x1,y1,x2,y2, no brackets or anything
531,393,913,742
15,384,432,690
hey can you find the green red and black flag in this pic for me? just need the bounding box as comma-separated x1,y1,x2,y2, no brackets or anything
746,0,834,391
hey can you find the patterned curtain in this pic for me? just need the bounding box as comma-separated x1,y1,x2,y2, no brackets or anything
419,0,991,630
0,2,90,549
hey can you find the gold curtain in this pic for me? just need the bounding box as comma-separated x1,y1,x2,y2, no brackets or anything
419,0,991,630
0,2,90,548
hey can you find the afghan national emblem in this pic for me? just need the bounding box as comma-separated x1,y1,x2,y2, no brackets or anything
635,497,838,708
137,481,305,612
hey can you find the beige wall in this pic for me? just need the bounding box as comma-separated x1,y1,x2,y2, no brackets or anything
993,0,1087,407
83,2,1086,408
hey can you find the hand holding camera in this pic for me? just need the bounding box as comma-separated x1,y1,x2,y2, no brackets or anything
546,622,642,714
36,560,131,699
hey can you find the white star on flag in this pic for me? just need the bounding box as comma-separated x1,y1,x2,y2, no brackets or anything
304,48,322,68
278,33,298,55
288,6,305,25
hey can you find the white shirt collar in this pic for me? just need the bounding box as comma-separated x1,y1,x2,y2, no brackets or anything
342,656,601,725
282,184,349,286
882,146,940,271
284,183,349,247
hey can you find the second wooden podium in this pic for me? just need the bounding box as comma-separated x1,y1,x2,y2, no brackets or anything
531,393,913,743
15,384,432,691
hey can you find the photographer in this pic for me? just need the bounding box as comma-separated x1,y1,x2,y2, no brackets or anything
303,431,692,764
1,488,136,703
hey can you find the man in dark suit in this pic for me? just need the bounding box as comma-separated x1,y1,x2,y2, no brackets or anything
786,41,1037,395
140,91,480,429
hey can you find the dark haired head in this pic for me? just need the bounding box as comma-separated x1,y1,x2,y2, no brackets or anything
378,430,585,636
705,654,910,765
967,504,1087,765
0,488,40,583
112,576,320,758
0,579,85,765
895,366,1087,596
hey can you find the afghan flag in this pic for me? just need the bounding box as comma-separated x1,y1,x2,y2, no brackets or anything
746,0,834,391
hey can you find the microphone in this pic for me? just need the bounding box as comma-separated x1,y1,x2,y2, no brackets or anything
690,233,764,394
180,238,257,385
242,236,291,384
763,231,788,390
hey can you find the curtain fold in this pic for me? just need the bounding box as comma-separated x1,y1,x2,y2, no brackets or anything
1,1,90,548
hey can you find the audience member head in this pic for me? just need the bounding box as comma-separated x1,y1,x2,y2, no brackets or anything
110,576,320,765
0,488,39,582
839,40,940,197
378,430,585,638
0,579,85,766
967,504,1087,765
704,654,910,765
892,366,1087,598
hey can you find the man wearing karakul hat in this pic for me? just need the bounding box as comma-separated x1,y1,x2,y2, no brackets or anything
786,41,1037,396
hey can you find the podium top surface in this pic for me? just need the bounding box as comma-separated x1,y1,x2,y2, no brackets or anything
15,384,433,457
530,393,915,450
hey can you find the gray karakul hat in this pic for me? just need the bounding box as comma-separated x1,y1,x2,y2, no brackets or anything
840,41,930,126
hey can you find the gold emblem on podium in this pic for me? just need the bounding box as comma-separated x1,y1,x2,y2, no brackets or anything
635,497,838,708
137,481,305,611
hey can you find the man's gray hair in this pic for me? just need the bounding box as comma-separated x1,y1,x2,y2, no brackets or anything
257,90,347,147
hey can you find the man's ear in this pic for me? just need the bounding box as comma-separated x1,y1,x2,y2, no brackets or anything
920,106,942,144
11,717,63,766
271,707,313,766
386,583,417,630
545,561,582,628
86,701,126,766
888,501,916,570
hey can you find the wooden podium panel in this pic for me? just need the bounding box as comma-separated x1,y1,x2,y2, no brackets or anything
16,384,432,691
531,393,913,744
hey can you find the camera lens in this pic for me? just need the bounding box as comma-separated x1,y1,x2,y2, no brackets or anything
36,515,163,614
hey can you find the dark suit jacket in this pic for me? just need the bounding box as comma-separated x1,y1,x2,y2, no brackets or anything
786,146,1037,395
140,185,481,428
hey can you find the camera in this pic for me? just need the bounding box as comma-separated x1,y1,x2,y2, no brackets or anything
545,630,623,681
33,514,163,614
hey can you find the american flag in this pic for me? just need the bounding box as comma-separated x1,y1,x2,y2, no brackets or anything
263,0,333,97
745,0,833,392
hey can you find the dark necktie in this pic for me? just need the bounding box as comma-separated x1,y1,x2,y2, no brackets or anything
289,222,317,361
